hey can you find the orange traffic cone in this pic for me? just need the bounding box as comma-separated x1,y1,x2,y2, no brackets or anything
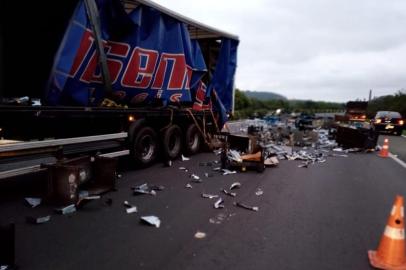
379,138,390,158
368,195,406,269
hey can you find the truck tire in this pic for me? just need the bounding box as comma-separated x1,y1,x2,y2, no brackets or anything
256,162,266,173
132,126,158,166
162,125,182,159
184,124,201,155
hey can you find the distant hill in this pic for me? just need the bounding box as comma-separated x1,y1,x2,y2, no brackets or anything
244,90,287,100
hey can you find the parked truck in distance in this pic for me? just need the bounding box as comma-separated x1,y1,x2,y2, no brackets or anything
345,101,368,121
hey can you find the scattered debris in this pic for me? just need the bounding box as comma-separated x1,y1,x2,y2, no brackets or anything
209,212,235,224
264,156,279,166
298,162,309,168
190,174,202,183
229,182,241,190
347,148,362,153
185,183,193,189
227,150,243,163
222,189,237,197
234,202,259,212
214,198,225,209
116,174,122,179
209,213,226,224
140,216,161,228
165,160,173,167
255,188,263,196
202,193,219,199
26,215,51,224
124,200,138,214
24,197,41,208
181,155,190,161
76,195,101,208
331,153,349,158
55,204,77,215
133,183,157,196
194,231,206,239
212,167,221,171
179,167,188,171
222,169,237,175
204,172,214,178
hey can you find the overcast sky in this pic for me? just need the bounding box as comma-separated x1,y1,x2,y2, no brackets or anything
154,0,406,102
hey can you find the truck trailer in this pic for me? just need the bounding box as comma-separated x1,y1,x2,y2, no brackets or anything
0,0,239,178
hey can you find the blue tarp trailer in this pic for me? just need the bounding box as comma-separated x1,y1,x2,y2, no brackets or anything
0,0,239,171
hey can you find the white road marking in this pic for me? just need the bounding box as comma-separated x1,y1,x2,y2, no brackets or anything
389,152,406,169
377,145,406,169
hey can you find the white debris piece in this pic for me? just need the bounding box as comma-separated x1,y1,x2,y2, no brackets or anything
194,231,207,239
25,197,41,208
214,198,225,209
229,182,241,190
126,207,138,214
185,183,193,189
222,169,237,175
140,216,161,228
201,193,219,199
255,188,263,196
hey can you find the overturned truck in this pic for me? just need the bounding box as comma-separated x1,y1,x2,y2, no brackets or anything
0,0,239,177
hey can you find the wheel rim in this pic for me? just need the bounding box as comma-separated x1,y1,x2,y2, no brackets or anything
139,135,155,160
189,133,199,150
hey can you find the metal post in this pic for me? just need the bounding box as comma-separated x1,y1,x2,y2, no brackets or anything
84,0,112,100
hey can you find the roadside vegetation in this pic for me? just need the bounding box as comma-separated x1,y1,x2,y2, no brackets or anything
233,89,344,119
367,90,406,118
234,89,406,120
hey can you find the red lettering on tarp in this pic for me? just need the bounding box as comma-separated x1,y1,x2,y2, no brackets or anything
71,29,192,94
152,53,190,90
193,81,211,110
69,30,94,77
122,47,158,88
81,41,130,83
169,93,182,102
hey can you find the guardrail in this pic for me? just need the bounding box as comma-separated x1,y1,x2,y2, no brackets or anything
0,133,129,179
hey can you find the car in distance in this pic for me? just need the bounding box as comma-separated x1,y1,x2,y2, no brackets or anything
371,111,404,135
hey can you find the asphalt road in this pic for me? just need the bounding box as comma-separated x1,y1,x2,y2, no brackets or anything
1,149,406,270
378,134,406,162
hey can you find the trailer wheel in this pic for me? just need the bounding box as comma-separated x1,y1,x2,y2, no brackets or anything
185,124,201,155
162,125,182,159
256,163,266,173
132,126,158,166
